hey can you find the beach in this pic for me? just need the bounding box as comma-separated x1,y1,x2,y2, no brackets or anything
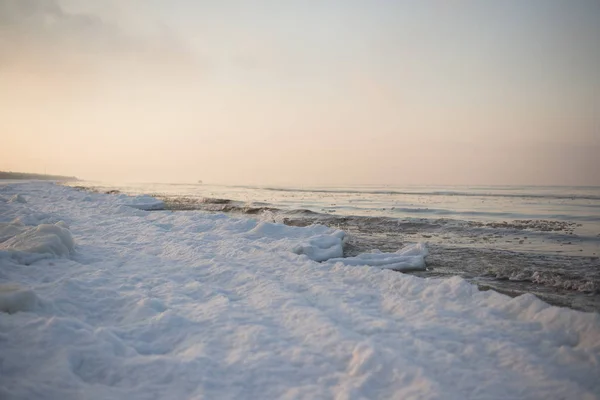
1,181,599,399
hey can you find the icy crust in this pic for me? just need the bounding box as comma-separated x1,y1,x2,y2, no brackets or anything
0,182,599,399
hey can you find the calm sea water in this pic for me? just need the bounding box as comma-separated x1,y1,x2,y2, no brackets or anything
72,182,600,312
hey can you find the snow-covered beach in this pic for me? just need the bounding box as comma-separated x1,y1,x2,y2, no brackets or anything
1,182,599,399
67,181,600,312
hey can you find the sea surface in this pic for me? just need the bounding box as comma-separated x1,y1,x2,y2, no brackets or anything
70,182,600,312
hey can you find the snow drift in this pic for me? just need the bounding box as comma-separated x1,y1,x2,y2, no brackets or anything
0,285,39,313
0,221,74,260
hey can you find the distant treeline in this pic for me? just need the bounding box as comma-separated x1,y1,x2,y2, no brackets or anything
0,171,78,181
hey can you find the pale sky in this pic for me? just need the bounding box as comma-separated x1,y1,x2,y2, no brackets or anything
1,0,599,186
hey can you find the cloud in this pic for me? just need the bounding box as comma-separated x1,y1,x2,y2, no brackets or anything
0,0,199,75
0,0,111,51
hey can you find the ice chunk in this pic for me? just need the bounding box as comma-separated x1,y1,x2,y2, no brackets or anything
121,195,165,211
292,230,345,262
247,221,330,239
248,221,295,237
396,242,428,257
327,243,428,271
0,285,39,313
0,222,74,257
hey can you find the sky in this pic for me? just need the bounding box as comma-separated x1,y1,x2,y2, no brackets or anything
1,0,599,186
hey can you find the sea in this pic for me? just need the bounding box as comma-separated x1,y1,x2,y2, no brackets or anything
70,182,600,312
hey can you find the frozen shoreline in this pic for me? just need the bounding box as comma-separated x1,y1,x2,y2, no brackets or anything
1,182,600,399
68,182,600,312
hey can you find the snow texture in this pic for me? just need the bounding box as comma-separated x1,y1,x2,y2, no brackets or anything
0,182,599,400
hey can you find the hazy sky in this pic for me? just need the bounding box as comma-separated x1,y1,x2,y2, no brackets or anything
1,0,599,186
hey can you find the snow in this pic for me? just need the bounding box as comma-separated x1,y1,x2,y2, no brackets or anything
0,285,39,314
0,221,74,263
9,194,26,203
0,182,599,400
0,221,28,243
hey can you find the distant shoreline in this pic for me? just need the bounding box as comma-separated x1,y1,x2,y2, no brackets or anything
0,171,78,181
